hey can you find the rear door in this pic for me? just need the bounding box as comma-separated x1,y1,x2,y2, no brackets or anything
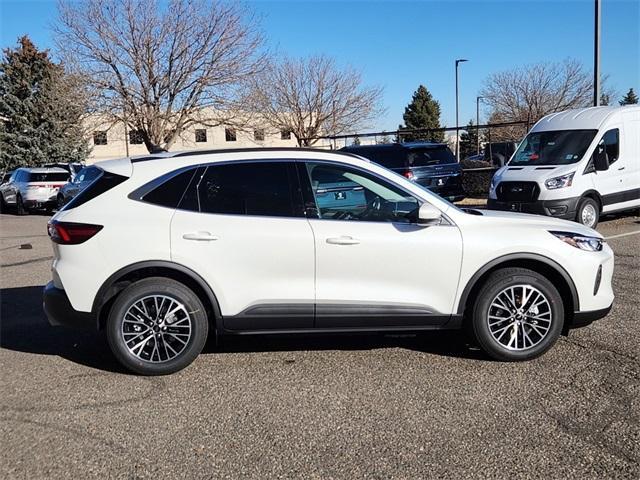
170,160,316,331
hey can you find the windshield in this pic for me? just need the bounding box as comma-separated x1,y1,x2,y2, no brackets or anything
510,130,597,166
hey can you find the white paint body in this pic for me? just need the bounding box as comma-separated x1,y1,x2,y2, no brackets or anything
50,149,614,320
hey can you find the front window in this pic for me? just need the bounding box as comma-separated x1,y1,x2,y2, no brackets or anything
511,130,597,166
305,162,419,223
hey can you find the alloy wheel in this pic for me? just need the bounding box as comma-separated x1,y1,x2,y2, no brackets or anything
487,284,552,351
121,295,192,363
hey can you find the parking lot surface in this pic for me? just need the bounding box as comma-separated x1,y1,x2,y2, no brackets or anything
1,211,639,479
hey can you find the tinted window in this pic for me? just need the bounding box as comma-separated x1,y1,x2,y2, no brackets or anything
305,162,419,223
26,172,70,182
143,168,197,209
75,166,100,184
197,162,300,217
62,169,127,211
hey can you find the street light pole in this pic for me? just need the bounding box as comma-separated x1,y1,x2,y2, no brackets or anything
455,58,468,162
593,0,601,106
476,96,483,155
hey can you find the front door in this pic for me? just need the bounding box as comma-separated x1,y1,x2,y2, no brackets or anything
170,160,316,330
299,161,463,328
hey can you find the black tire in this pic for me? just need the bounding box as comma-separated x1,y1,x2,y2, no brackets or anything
106,277,209,375
15,194,28,215
471,268,564,361
575,197,599,228
0,193,6,213
56,194,65,210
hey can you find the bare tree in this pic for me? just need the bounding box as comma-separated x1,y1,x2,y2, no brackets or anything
55,0,264,153
481,59,613,140
247,55,384,146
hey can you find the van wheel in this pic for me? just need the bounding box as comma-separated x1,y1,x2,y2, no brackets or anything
576,197,599,228
471,268,564,361
15,194,28,215
106,277,208,375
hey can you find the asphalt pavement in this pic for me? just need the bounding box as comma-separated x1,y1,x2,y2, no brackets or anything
1,211,638,479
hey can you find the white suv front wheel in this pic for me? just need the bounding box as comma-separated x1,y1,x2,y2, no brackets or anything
106,277,208,375
471,268,564,361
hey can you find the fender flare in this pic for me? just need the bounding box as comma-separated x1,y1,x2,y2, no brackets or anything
92,260,222,331
456,253,580,315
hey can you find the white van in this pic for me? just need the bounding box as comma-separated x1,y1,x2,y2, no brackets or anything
488,106,640,228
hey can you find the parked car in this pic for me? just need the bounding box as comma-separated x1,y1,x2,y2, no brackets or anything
341,142,465,202
43,162,85,181
488,106,640,228
0,167,70,214
44,148,614,375
57,165,101,208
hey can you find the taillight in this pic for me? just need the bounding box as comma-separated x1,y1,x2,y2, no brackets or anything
47,221,103,245
403,169,415,181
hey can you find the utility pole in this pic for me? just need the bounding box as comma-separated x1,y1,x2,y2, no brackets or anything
455,58,468,161
476,96,483,155
593,0,601,106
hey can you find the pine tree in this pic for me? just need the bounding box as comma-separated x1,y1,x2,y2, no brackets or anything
398,85,444,142
459,119,480,159
0,36,89,173
619,88,639,105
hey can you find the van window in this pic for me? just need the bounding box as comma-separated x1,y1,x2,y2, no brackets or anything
511,130,597,166
599,129,619,164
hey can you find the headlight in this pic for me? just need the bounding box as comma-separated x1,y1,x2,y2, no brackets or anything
545,172,575,189
550,231,604,251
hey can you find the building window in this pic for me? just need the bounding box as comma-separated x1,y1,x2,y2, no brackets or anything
225,128,237,142
254,129,265,142
281,129,291,140
129,130,144,145
195,129,207,143
93,131,108,145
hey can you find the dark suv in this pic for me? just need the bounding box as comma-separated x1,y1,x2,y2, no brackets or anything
341,142,465,202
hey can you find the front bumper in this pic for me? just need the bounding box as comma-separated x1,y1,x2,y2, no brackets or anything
572,303,613,328
43,281,95,329
487,196,579,220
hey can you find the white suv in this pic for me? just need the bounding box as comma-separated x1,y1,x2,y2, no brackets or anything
0,167,70,214
44,148,614,375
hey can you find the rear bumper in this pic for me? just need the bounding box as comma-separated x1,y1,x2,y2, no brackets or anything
24,199,56,210
43,281,95,329
487,196,579,220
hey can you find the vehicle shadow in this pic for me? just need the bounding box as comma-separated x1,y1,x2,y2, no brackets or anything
0,285,484,374
0,285,126,373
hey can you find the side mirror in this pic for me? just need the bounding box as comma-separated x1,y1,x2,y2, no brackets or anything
593,144,610,171
417,203,442,225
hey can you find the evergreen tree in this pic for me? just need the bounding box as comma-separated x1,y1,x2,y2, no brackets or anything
398,85,444,142
351,135,361,146
619,88,639,105
0,36,88,173
459,119,480,159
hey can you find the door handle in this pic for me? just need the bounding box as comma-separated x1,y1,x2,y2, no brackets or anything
182,231,219,241
618,166,625,171
326,236,360,245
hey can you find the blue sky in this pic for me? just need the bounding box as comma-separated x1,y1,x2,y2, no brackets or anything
1,0,638,132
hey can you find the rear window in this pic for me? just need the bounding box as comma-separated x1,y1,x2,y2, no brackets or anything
26,172,69,182
344,146,456,169
61,169,128,211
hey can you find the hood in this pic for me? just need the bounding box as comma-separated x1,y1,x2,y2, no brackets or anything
493,163,577,185
475,209,602,238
